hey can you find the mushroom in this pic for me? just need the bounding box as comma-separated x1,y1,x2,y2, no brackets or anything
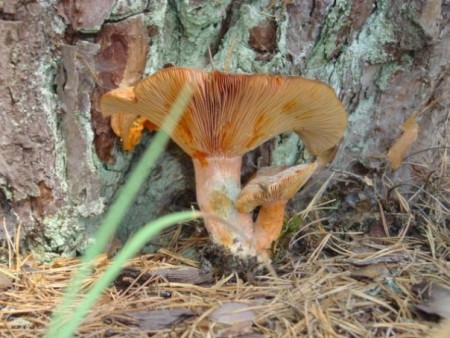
101,67,347,259
110,113,157,151
236,162,319,257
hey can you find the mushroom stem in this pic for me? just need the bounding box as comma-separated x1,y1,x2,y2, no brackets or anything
254,201,287,257
193,156,255,255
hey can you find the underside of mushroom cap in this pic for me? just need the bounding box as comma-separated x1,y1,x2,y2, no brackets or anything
236,162,319,213
101,67,348,160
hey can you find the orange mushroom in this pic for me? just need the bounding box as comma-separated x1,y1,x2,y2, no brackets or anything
110,113,158,151
101,67,347,259
236,162,318,257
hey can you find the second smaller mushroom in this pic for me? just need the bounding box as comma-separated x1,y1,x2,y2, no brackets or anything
237,161,319,257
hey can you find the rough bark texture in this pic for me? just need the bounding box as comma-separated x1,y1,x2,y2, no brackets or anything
0,0,448,258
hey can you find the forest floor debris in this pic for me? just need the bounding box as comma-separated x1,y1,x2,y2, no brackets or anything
0,162,449,337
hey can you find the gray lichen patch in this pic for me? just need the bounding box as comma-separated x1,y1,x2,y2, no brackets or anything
41,211,90,256
110,0,148,21
210,2,283,73
375,61,409,91
306,0,395,83
30,206,98,261
0,177,13,202
166,0,231,68
113,140,195,243
271,134,302,167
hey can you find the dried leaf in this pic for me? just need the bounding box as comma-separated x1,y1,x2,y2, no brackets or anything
394,189,411,213
414,282,450,319
368,221,387,238
213,321,256,337
152,268,214,284
107,308,195,331
209,302,255,326
350,263,390,280
346,243,409,266
387,113,419,170
363,176,373,186
116,267,213,289
0,272,13,290
349,253,408,266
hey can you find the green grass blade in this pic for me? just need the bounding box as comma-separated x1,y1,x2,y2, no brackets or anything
46,84,194,336
46,210,200,338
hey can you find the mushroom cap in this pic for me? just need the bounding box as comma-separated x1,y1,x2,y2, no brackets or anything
101,67,347,159
236,162,318,213
110,113,157,151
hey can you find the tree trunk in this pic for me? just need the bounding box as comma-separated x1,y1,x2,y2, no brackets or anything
0,0,448,258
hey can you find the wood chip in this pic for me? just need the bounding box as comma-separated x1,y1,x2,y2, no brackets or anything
152,268,214,284
115,267,214,290
414,282,450,319
106,308,195,331
350,263,390,280
0,272,13,290
209,302,255,325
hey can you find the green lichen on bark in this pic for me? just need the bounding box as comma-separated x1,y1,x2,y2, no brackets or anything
113,140,191,243
271,134,302,167
0,177,13,201
307,0,396,83
302,0,428,165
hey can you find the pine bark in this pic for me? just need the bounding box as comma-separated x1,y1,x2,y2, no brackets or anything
0,0,448,257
